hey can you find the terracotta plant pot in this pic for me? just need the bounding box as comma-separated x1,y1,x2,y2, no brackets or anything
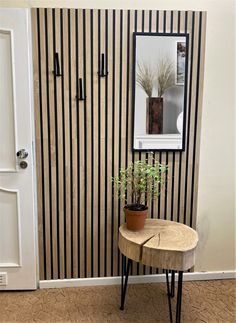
124,205,148,231
146,97,163,134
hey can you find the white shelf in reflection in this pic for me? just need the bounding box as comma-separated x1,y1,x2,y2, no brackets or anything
134,134,182,150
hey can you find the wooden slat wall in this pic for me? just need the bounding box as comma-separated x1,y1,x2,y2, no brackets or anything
32,8,206,280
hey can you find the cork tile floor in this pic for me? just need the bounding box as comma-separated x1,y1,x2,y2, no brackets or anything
0,279,235,322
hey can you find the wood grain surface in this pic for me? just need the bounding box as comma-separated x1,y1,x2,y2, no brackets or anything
32,9,207,279
119,219,198,270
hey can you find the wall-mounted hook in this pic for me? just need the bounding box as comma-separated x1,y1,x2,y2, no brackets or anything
76,78,86,101
98,53,108,77
52,52,62,77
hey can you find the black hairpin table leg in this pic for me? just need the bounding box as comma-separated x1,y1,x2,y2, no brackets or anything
166,270,183,323
171,270,175,298
176,271,183,323
120,255,132,310
165,270,173,323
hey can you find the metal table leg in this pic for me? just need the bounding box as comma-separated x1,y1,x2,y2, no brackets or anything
176,271,183,323
165,270,173,323
165,270,183,323
120,254,132,310
171,270,175,298
120,261,183,322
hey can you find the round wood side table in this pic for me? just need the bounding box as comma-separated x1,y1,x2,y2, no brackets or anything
118,219,198,323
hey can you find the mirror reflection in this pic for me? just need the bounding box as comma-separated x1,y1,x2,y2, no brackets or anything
133,33,188,150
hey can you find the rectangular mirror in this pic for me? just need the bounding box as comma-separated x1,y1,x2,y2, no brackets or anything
132,33,189,151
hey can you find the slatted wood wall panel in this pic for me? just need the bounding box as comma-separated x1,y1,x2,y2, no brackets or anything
32,8,206,280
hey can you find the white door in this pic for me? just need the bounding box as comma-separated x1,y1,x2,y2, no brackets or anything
0,8,37,290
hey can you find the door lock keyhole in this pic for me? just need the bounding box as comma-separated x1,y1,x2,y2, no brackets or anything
19,161,28,169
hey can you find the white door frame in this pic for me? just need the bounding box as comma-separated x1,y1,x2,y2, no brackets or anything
28,7,39,289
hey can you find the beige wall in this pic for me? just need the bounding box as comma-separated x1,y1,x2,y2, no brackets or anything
193,1,235,272
1,0,235,272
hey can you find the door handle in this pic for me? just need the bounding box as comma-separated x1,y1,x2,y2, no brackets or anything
16,149,28,159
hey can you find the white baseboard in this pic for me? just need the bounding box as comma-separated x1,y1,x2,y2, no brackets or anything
39,270,236,289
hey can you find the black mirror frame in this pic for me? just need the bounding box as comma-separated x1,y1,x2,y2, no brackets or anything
132,32,189,152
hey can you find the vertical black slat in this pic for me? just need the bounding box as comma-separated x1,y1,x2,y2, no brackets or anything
133,10,139,276
176,11,182,224
44,8,53,278
178,11,181,33
157,10,164,224
190,12,202,228
170,11,173,33
82,9,88,277
163,12,168,221
176,12,182,224
104,9,108,277
97,9,101,277
185,11,188,33
117,9,123,276
150,9,154,220
160,10,168,275
148,10,153,275
153,10,159,220
170,10,175,222
164,153,168,220
125,10,130,169
139,9,144,163
52,9,60,277
111,9,116,276
151,151,155,217
140,8,145,174
183,12,195,224
176,28,181,225
67,9,73,277
151,159,155,214
60,9,67,278
141,9,147,276
132,10,138,165
125,15,131,284
170,153,175,221
155,9,160,275
163,10,166,33
75,9,80,278
90,9,94,277
149,10,152,32
141,10,145,31
158,152,162,219
37,9,46,279
156,10,159,32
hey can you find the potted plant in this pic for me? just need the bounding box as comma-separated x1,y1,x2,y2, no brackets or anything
113,157,167,231
136,58,175,134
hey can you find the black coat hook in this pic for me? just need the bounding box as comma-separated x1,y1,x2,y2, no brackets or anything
98,53,108,77
76,78,86,101
53,52,62,77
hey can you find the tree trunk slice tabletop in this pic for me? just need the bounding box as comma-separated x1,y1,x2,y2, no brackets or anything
118,219,198,271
